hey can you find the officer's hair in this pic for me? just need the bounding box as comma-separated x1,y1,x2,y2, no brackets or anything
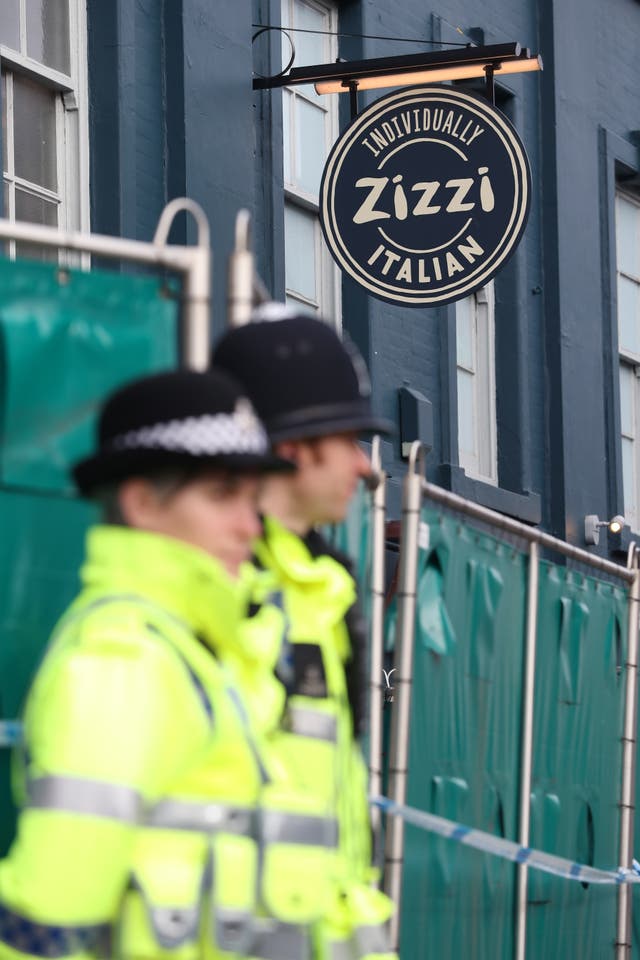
276,435,328,466
93,468,206,525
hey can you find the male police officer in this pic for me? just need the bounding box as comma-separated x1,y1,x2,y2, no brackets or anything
0,368,322,960
213,308,398,960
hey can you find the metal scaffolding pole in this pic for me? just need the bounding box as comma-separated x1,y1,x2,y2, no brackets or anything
383,441,425,949
616,544,640,959
515,540,540,960
227,209,271,328
368,436,387,841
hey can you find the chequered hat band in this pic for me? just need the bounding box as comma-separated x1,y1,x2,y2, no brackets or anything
111,412,268,457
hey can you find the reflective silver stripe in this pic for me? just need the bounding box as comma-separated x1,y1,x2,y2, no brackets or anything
353,921,393,957
213,910,311,960
287,705,338,742
329,940,356,960
26,775,142,823
149,905,199,949
251,918,312,960
213,908,254,954
262,809,338,847
0,902,111,958
130,861,212,950
146,799,254,834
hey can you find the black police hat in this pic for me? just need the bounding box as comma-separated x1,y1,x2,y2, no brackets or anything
212,306,393,443
73,367,293,496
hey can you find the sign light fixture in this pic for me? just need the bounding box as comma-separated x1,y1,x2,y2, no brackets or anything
253,42,543,99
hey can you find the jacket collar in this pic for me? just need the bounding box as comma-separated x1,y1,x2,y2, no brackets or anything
80,525,255,656
257,516,356,616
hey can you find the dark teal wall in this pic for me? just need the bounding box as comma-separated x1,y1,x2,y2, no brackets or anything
537,0,640,545
85,0,640,550
87,0,255,333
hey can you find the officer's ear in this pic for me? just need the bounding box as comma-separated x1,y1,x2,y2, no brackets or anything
275,438,322,469
117,477,163,529
274,439,302,466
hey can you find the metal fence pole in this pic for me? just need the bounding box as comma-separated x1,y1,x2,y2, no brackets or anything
616,545,640,959
227,210,272,328
368,436,387,841
383,441,425,949
152,198,211,369
515,540,540,960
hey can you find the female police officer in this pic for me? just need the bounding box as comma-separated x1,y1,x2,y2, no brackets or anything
0,367,315,960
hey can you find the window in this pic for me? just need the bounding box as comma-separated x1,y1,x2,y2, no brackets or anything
456,282,497,484
281,0,340,321
617,191,640,529
1,0,89,257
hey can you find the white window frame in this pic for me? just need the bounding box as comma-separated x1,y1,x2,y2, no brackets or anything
616,190,640,530
456,281,498,484
281,0,341,326
1,0,90,255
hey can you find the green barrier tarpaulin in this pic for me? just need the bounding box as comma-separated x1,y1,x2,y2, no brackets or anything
0,257,179,853
394,507,628,958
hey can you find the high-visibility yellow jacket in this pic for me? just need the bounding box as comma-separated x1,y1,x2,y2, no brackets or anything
251,517,397,960
0,525,327,960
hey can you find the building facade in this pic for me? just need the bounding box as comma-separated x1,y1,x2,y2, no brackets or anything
2,4,640,954
1,0,640,539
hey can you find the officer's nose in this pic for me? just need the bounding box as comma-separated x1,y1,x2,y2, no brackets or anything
355,443,372,479
237,498,262,542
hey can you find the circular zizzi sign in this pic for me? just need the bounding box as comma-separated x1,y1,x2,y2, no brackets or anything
319,85,531,307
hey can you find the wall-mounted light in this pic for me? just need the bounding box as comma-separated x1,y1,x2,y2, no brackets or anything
584,514,625,546
253,42,543,100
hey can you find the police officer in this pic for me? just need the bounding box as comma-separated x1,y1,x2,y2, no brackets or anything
212,307,398,960
0,368,319,960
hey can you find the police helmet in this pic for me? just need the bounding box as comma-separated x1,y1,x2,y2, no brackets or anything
212,305,393,443
73,367,293,496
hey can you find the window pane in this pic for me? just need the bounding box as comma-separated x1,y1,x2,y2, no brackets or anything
283,89,293,185
622,436,636,523
26,0,70,74
14,189,58,260
285,204,317,302
286,293,318,315
0,3,20,51
294,1,327,65
457,369,476,459
15,188,58,225
619,363,635,438
13,74,57,190
296,99,325,195
292,1,327,100
1,183,9,250
617,194,640,279
456,296,474,369
618,275,640,355
1,72,7,174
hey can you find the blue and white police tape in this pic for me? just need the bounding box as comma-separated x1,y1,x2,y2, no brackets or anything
371,795,640,885
0,721,22,748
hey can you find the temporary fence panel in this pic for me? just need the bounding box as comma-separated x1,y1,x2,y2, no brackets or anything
0,491,96,854
398,507,527,959
0,257,179,853
525,562,626,956
634,764,640,960
391,504,631,958
0,258,178,493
